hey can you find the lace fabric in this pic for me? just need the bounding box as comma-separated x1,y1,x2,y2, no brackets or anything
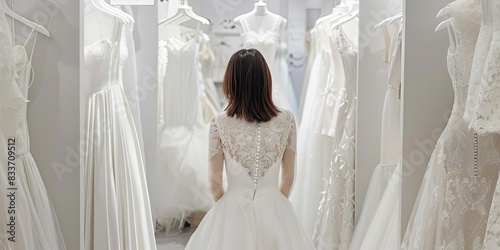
403,1,500,249
209,110,296,178
311,20,358,250
466,0,500,134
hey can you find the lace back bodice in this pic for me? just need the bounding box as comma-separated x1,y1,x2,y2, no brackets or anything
209,110,296,192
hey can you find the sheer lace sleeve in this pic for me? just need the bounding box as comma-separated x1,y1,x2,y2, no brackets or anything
209,116,223,159
286,112,297,153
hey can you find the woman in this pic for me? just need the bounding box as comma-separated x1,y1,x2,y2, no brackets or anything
185,49,315,249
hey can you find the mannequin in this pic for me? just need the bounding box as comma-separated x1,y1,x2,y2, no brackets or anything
234,1,287,35
233,0,292,111
254,0,269,16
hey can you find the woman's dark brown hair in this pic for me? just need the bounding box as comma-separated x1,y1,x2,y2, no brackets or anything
223,49,280,122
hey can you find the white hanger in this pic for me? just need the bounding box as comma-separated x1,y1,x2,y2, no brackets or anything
315,0,354,27
90,0,134,24
436,4,451,18
374,12,402,30
1,0,50,37
331,8,359,30
435,18,452,32
158,0,210,26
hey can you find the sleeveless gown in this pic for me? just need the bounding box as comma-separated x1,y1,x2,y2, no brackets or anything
185,110,315,250
155,28,214,231
83,21,156,250
12,26,66,250
402,0,500,248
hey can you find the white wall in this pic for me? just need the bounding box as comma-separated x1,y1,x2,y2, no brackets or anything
401,0,454,238
10,0,80,249
356,0,402,223
132,4,159,224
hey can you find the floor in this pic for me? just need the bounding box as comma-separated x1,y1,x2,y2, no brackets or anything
156,226,195,250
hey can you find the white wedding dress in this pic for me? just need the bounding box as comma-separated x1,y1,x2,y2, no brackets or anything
0,8,30,249
185,110,315,250
402,0,500,248
84,20,156,250
312,22,358,250
0,9,66,249
13,25,66,250
350,22,402,250
235,15,292,111
155,26,214,232
464,0,500,134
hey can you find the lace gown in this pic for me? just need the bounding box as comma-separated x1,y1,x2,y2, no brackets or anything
464,0,500,134
235,15,292,111
312,22,358,250
185,110,315,250
84,21,156,250
402,0,500,248
155,28,214,231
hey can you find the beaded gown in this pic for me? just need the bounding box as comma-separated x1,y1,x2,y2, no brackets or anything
402,0,500,248
185,110,315,250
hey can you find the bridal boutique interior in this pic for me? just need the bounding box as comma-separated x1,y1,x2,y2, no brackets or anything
2,0,500,249
81,0,500,249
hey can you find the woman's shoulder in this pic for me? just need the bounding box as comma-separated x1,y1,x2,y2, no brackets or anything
277,109,295,121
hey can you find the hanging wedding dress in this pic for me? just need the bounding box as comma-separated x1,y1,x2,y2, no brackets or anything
350,22,402,250
235,15,292,111
12,24,66,250
84,20,156,250
0,7,30,249
155,26,214,232
185,110,315,250
84,3,145,155
464,0,500,134
402,0,500,248
290,23,337,235
312,21,358,250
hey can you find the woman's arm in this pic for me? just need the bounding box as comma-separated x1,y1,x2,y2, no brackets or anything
280,111,297,198
209,116,224,202
210,154,224,202
280,149,295,198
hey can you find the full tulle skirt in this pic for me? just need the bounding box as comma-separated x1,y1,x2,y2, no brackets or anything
185,189,316,250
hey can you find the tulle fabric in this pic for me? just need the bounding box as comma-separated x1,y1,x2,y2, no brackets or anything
185,189,314,250
15,153,66,249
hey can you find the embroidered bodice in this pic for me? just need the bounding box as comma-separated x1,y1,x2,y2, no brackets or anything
84,22,128,95
209,110,296,198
